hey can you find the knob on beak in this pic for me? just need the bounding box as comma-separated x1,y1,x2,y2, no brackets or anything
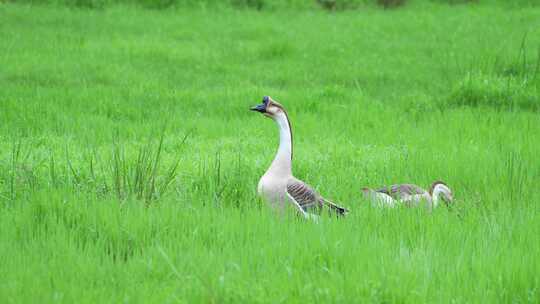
250,103,267,113
251,96,271,113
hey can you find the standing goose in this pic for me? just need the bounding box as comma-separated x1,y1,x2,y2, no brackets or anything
361,181,453,209
250,96,349,218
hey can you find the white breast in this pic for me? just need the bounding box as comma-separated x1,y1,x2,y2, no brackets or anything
257,174,289,207
400,193,432,207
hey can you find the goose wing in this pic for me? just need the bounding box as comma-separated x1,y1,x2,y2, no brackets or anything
375,184,428,203
287,178,349,215
286,178,321,211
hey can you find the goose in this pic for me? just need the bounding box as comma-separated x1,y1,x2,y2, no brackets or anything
361,181,453,209
250,96,349,219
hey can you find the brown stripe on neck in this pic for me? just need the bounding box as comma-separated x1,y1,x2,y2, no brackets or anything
429,180,447,195
269,99,293,161
282,109,293,161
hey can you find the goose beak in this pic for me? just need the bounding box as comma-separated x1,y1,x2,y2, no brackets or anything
250,103,266,113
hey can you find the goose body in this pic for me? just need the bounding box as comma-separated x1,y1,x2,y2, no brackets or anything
362,181,453,209
251,96,348,218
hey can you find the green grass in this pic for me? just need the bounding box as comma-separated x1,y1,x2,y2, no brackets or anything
1,2,540,303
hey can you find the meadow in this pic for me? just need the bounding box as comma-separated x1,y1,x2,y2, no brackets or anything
1,1,540,303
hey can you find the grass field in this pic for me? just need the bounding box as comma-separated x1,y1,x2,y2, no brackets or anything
1,1,540,303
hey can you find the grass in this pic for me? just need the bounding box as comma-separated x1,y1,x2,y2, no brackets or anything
1,2,539,303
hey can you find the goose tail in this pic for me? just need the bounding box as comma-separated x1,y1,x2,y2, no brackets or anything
322,198,349,216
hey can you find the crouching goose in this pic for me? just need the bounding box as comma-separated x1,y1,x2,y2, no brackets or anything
361,181,453,209
250,96,349,219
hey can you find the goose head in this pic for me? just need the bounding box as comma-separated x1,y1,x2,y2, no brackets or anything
429,181,453,205
361,187,372,196
360,187,375,201
250,96,286,119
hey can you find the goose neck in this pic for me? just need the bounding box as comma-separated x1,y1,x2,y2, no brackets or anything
430,185,446,208
268,111,293,175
